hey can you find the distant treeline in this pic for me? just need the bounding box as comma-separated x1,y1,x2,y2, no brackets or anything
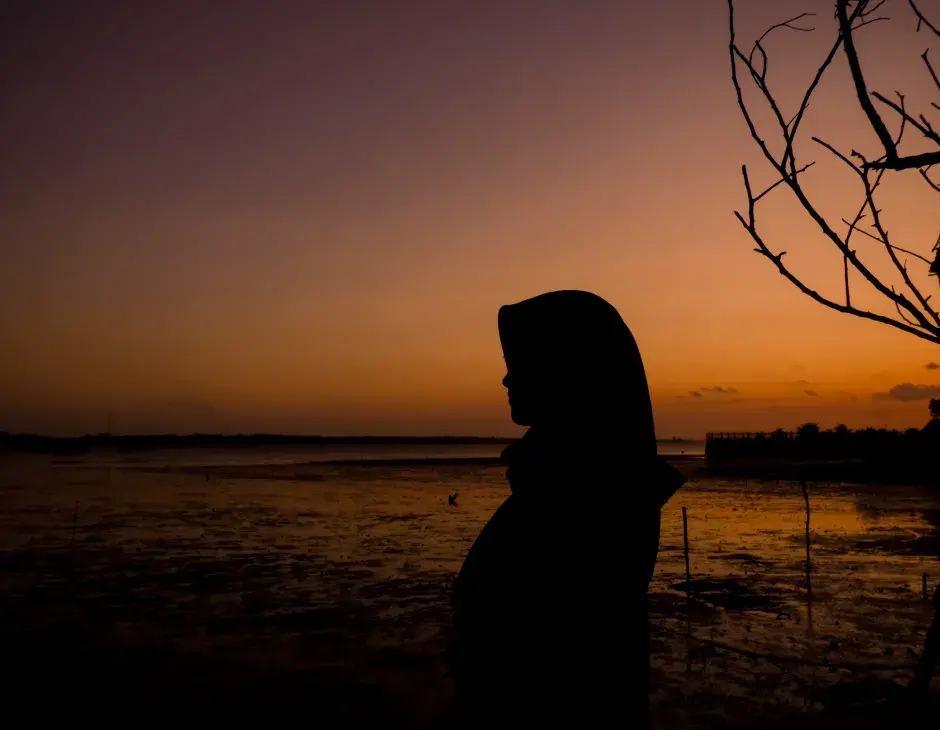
0,433,513,454
705,423,939,482
0,432,699,455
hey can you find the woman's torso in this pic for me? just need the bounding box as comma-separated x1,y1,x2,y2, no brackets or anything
450,488,661,724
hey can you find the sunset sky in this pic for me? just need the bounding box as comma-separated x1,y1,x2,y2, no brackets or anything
2,0,939,438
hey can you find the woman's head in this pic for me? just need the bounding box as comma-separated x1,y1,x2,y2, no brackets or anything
498,290,656,449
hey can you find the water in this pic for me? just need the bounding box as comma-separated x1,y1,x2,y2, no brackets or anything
0,444,937,722
27,439,705,469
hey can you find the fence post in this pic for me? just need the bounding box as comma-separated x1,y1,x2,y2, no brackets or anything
682,506,692,672
682,506,691,596
800,480,813,633
909,584,940,728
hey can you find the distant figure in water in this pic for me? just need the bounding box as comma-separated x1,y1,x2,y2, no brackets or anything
450,290,685,728
448,492,459,507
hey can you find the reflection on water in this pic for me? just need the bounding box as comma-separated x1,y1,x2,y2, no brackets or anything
0,451,936,720
36,440,706,469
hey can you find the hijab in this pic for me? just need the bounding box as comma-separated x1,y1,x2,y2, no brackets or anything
497,290,685,508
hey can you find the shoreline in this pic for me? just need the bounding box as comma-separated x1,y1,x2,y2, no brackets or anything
0,433,703,455
703,458,939,487
125,453,706,479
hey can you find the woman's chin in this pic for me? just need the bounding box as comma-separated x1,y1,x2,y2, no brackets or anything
509,407,531,427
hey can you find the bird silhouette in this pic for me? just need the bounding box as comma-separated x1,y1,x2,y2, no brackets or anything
448,492,459,507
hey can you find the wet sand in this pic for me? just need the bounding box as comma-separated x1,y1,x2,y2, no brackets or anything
0,453,938,724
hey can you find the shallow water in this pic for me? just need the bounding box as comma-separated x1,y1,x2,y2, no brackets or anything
0,449,937,723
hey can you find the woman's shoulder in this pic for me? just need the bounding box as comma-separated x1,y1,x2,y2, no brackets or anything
453,496,530,589
468,495,527,557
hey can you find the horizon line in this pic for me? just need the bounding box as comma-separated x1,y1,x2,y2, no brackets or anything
0,431,701,442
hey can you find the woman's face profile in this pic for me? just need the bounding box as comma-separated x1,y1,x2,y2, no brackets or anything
503,354,603,428
502,361,554,427
501,358,531,426
502,368,529,426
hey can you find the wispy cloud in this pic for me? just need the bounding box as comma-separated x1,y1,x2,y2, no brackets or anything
804,389,818,397
700,386,738,394
689,391,702,398
927,362,939,371
872,383,940,402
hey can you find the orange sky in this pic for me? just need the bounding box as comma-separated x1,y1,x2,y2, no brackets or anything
1,0,938,437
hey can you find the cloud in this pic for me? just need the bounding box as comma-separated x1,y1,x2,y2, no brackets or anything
700,386,739,394
689,391,703,398
927,362,939,371
848,395,859,402
872,383,940,402
804,389,819,397
794,380,812,386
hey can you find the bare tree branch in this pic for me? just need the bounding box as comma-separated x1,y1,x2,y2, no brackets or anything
861,0,889,18
812,131,939,329
932,233,940,278
844,253,851,307
841,218,935,266
753,162,816,203
867,150,940,170
909,0,940,36
787,34,849,169
893,244,936,266
925,50,940,92
852,94,940,325
838,1,940,172
894,287,921,327
922,166,940,192
748,13,816,80
837,1,898,161
860,164,940,326
871,92,940,145
733,172,938,344
732,46,929,327
728,0,940,346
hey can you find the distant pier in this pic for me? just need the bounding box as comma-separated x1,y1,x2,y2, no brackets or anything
704,428,936,485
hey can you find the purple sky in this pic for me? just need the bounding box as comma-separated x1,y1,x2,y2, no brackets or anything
2,1,938,435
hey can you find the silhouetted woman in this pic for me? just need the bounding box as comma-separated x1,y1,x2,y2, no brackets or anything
450,290,685,728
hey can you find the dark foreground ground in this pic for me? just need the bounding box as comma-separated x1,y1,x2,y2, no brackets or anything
1,455,938,725
3,551,937,728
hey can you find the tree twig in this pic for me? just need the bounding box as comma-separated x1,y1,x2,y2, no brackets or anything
924,50,940,93
727,0,940,346
838,1,898,164
871,92,940,146
731,33,932,330
909,0,940,36
924,167,940,193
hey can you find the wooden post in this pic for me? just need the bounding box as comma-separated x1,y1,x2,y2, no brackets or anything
682,506,691,596
909,584,940,728
683,506,692,673
800,480,813,632
69,500,78,553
